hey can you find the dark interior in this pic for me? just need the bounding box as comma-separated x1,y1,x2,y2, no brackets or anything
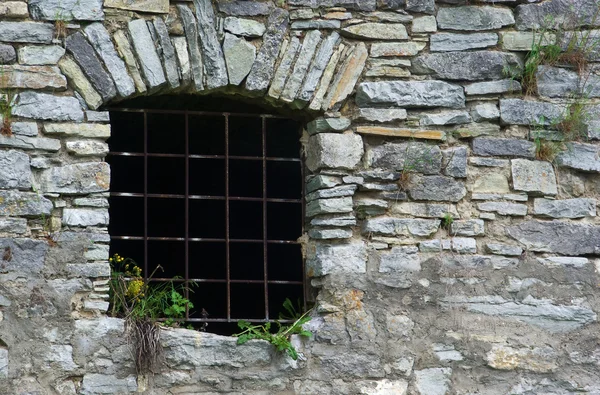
107,95,304,335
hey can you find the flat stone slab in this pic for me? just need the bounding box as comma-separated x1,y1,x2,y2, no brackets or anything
38,162,110,194
464,79,522,95
18,45,65,65
408,175,467,202
516,0,600,30
363,217,440,237
128,19,166,89
63,208,109,227
430,33,498,52
306,133,364,171
507,220,600,255
223,17,266,37
366,142,442,174
500,99,563,125
0,22,54,44
356,80,465,109
104,0,168,13
472,138,535,158
0,150,31,189
193,0,228,89
0,238,48,274
533,198,596,218
306,242,367,276
13,91,84,122
556,142,600,173
342,23,408,40
2,65,66,90
511,159,557,196
412,51,522,81
0,190,52,217
437,6,515,31
29,0,104,21
223,33,255,85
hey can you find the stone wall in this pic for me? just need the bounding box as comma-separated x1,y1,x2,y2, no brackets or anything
0,0,600,393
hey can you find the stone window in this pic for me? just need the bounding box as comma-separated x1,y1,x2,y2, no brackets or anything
106,96,305,333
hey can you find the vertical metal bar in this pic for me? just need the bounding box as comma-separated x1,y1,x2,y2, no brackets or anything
262,116,269,321
225,114,231,321
300,127,307,313
143,111,149,277
184,112,190,320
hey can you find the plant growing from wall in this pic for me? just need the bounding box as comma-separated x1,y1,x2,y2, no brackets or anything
234,298,312,360
108,254,194,373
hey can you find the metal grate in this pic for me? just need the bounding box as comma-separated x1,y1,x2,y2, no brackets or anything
107,108,305,327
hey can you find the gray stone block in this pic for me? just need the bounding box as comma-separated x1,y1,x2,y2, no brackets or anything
281,30,321,102
412,51,522,81
486,243,523,256
420,110,471,126
356,80,465,109
478,202,528,216
291,20,341,30
0,43,16,64
306,242,367,276
511,159,558,196
409,175,467,202
451,219,485,236
342,23,408,40
128,19,167,89
437,6,515,31
298,32,340,103
246,8,288,93
464,79,522,95
0,190,52,217
442,146,467,178
218,1,273,16
13,91,84,122
63,208,109,227
508,220,600,255
406,0,435,14
533,198,596,218
556,142,600,173
38,162,110,194
18,45,64,65
306,197,353,217
66,31,117,102
224,17,266,37
287,0,376,10
0,22,54,44
430,33,498,52
178,5,203,91
363,217,440,237
472,138,536,158
29,0,104,21
223,33,256,85
193,0,228,89
516,0,600,30
414,368,452,395
0,150,31,189
0,238,48,274
366,142,442,174
500,99,563,125
306,133,363,171
0,217,27,234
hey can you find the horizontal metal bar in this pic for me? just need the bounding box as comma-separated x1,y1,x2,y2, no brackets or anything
157,318,297,324
111,235,300,244
149,278,303,285
107,107,289,119
110,193,302,203
108,152,301,162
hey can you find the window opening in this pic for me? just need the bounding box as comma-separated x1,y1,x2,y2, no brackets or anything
107,99,305,334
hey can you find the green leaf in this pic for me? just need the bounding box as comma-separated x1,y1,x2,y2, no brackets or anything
299,330,313,338
236,334,250,345
238,320,251,329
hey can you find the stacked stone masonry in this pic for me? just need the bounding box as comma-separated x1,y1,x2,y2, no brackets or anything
0,0,599,394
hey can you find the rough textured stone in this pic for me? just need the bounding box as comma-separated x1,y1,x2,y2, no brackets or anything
0,2,28,18
511,159,557,196
306,133,364,171
13,91,84,122
414,368,452,395
298,32,340,103
451,219,485,236
291,20,341,29
58,56,103,110
409,176,467,202
0,22,54,43
218,1,273,16
486,243,523,256
537,257,589,268
309,44,344,111
0,238,48,274
342,23,408,40
464,79,522,95
412,51,522,81
516,0,600,30
437,6,515,31
81,374,137,394
0,150,31,189
407,0,434,14
357,108,407,123
412,15,437,33
508,220,600,255
223,33,256,85
533,198,596,218
178,5,203,90
104,0,168,13
63,208,109,227
113,29,146,93
66,140,109,156
128,19,166,89
193,0,228,89
307,117,351,135
473,173,510,194
306,185,357,201
391,203,458,219
0,43,16,64
44,123,110,139
363,218,440,237
478,202,528,216
324,42,368,110
0,134,60,152
29,0,104,21
442,146,467,178
500,99,563,125
0,217,28,234
420,110,471,126
0,65,66,90
281,30,322,102
430,33,498,52
171,36,191,84
366,142,441,174
556,142,600,173
442,295,597,332
370,42,425,57
501,31,556,51
307,242,367,276
38,162,110,194
356,80,465,109
357,126,445,141
246,8,288,93
18,45,65,65
473,138,536,158
471,103,499,122
487,346,557,373
288,0,376,10
66,31,117,102
224,17,266,37
379,246,421,275
420,238,476,254
0,190,52,217
268,37,300,99
306,197,353,217
357,379,408,395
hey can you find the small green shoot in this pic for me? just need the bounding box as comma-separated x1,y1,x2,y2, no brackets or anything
442,212,454,230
